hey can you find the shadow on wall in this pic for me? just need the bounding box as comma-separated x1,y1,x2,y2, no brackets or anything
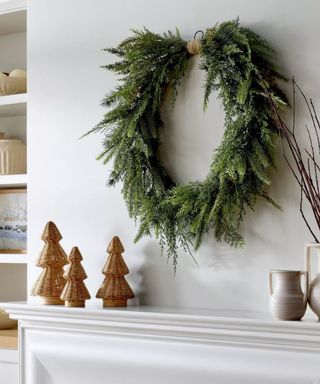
135,146,304,311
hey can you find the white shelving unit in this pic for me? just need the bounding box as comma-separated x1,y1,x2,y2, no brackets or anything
0,3,27,382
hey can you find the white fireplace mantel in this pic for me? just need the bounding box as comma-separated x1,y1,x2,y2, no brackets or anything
3,302,320,384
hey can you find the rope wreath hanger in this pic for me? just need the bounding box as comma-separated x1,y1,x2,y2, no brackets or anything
88,19,287,267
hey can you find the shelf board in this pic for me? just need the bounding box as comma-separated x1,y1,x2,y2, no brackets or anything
0,93,26,106
0,253,27,264
0,93,26,117
0,4,26,36
0,174,26,188
0,328,17,350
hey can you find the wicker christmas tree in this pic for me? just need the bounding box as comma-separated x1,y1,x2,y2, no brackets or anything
96,236,134,307
60,247,91,307
31,221,68,305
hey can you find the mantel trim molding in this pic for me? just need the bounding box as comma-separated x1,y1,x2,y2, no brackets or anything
3,303,320,352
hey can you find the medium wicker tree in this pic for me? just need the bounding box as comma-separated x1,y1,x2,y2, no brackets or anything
96,236,134,307
31,221,68,305
60,247,91,307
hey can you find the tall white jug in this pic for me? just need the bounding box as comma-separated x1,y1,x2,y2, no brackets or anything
305,242,320,318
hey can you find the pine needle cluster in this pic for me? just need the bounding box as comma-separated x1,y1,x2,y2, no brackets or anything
88,20,287,268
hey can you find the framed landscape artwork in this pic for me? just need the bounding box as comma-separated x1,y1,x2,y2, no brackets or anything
0,189,27,253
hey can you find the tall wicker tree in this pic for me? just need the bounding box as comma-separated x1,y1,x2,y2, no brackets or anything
31,221,68,305
60,247,91,307
96,236,134,307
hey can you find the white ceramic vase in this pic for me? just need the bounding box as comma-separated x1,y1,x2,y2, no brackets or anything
0,135,26,174
0,69,27,95
305,242,320,318
269,270,308,321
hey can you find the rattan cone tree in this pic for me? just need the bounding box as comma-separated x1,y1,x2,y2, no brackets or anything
31,221,68,305
60,247,91,307
96,236,134,307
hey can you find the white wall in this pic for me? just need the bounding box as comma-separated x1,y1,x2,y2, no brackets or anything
27,0,320,313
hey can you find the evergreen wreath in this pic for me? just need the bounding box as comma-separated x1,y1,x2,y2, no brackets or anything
89,19,287,267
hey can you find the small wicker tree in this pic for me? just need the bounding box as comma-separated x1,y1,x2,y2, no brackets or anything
96,236,134,307
31,221,68,305
60,247,91,307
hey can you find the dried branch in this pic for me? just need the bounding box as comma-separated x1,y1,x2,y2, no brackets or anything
300,177,319,242
264,78,320,241
305,124,320,194
294,79,320,153
310,98,320,141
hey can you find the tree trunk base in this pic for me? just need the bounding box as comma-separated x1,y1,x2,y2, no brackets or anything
43,297,64,305
65,300,85,308
103,299,127,307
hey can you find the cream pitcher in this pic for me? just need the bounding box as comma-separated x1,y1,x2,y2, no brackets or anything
305,242,320,318
269,270,308,320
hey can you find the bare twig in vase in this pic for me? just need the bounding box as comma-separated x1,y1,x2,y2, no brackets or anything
265,78,320,242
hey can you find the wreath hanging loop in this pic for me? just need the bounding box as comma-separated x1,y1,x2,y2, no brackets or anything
193,30,205,40
187,30,204,55
88,19,287,268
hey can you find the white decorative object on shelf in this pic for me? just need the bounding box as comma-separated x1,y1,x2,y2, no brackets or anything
0,76,26,96
0,69,26,96
0,133,26,175
305,242,320,318
9,69,26,78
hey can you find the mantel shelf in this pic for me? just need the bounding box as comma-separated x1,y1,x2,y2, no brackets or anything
5,303,320,383
2,302,320,352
